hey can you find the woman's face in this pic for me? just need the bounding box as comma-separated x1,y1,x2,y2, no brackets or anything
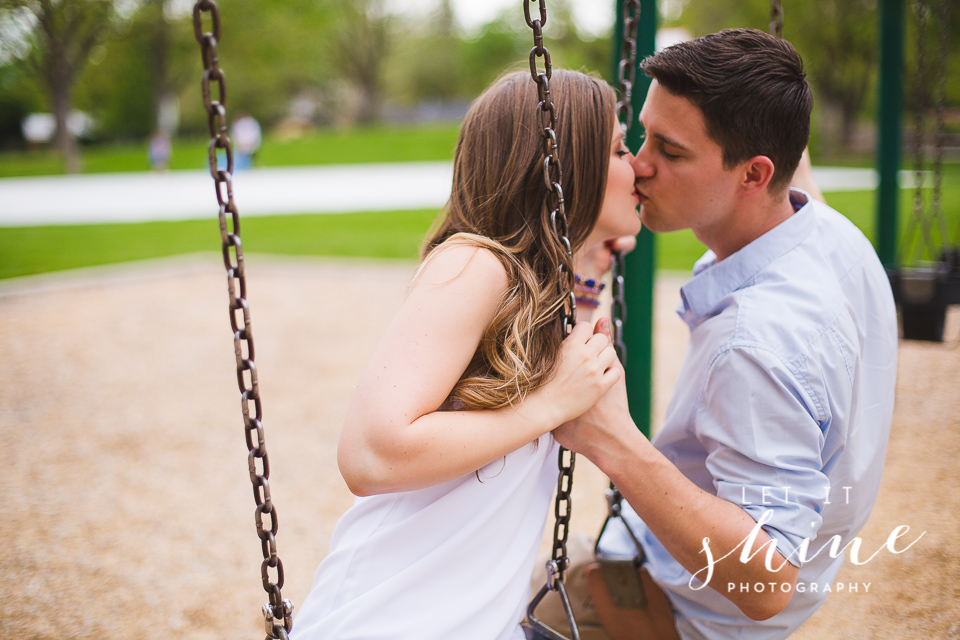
585,119,643,248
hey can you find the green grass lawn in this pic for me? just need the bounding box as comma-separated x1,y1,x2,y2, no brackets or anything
2,164,956,282
0,209,441,280
0,123,461,178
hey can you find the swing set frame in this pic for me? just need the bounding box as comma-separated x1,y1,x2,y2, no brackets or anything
192,1,943,638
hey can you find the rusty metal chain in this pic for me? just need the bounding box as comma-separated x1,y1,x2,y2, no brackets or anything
770,0,784,38
525,0,576,574
525,0,577,337
601,0,637,570
610,248,628,375
523,3,580,639
615,0,640,133
904,0,945,267
910,0,930,264
933,0,949,248
192,3,292,639
610,0,639,369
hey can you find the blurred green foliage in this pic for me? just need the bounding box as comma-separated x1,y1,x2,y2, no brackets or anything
0,0,614,150
666,0,960,161
0,0,957,169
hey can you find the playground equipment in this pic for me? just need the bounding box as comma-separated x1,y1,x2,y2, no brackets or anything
520,2,585,638
885,0,959,342
189,1,852,638
191,2,648,637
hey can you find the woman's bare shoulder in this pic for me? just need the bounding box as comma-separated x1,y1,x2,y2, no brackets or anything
415,238,510,296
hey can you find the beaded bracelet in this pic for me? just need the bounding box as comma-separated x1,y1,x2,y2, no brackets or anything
574,274,605,309
575,295,601,309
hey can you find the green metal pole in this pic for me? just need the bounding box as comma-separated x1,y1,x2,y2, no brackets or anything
876,0,904,268
613,0,657,438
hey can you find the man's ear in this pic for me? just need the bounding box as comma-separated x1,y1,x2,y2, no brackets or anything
740,156,776,196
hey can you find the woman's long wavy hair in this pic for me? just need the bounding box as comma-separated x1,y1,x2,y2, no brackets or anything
420,69,617,411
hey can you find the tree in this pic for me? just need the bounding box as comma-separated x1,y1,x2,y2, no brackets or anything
791,0,878,153
332,0,390,124
386,0,463,105
667,0,876,154
69,2,191,140
171,0,336,135
665,0,959,156
0,0,118,172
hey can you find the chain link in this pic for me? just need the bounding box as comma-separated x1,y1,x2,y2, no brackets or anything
192,3,292,638
770,0,784,38
933,0,949,248
903,0,946,266
525,0,577,580
610,0,639,367
524,2,579,638
610,249,627,364
598,0,639,575
615,0,640,132
910,0,930,264
525,0,577,337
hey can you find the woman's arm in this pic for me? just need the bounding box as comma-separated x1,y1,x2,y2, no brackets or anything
337,244,620,496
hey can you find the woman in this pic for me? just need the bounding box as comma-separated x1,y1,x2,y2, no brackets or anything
291,69,642,640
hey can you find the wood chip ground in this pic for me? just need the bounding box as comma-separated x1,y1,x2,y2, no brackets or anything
1,255,957,639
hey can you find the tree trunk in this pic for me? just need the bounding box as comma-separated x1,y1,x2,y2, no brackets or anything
49,60,81,173
30,0,114,173
149,0,170,133
356,76,380,125
839,103,857,152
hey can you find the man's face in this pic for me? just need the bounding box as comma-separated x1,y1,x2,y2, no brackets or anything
631,80,742,240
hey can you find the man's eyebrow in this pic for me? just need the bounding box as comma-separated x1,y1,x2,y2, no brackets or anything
653,132,691,152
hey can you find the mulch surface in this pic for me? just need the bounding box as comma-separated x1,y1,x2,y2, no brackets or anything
1,255,957,639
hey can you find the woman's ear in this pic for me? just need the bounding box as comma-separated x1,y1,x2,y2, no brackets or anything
740,155,776,196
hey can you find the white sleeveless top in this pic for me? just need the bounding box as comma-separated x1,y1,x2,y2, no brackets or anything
291,434,561,640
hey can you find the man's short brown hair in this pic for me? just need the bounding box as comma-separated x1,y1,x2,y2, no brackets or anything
639,28,812,193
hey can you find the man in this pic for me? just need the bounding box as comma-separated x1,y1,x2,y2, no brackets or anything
555,29,898,639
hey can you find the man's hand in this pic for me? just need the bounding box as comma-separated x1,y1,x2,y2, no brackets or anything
554,319,799,621
553,317,640,460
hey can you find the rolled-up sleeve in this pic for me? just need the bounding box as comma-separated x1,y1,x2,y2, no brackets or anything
695,345,829,567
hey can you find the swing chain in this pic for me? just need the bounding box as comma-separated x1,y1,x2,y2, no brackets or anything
932,0,948,245
610,0,640,367
192,2,292,638
905,0,950,266
770,0,784,38
525,0,577,336
610,249,627,364
525,0,576,574
615,0,641,131
524,2,579,639
910,0,931,264
596,0,638,591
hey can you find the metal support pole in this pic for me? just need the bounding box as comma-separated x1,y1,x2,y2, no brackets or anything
876,0,904,268
613,0,657,438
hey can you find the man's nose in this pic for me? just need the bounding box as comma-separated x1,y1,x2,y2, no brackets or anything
631,144,654,179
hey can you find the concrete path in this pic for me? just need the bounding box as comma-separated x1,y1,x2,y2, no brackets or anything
0,162,453,226
0,163,908,227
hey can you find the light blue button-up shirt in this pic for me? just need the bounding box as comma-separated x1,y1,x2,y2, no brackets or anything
601,191,898,639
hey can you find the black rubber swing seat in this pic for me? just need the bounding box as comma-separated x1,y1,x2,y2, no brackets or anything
888,248,960,342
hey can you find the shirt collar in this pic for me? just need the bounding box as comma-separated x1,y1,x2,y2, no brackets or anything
677,189,815,329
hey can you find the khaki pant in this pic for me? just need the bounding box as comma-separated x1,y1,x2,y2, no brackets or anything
526,534,680,640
